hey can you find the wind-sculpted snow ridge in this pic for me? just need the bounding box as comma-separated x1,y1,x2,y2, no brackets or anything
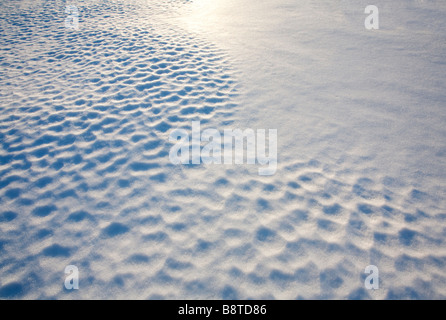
1,0,446,300
0,0,240,299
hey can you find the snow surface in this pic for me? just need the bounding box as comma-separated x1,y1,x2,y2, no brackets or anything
0,0,445,299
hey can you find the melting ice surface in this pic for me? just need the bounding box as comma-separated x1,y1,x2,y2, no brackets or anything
0,0,445,299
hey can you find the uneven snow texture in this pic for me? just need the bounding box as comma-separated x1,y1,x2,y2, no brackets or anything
0,0,446,299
